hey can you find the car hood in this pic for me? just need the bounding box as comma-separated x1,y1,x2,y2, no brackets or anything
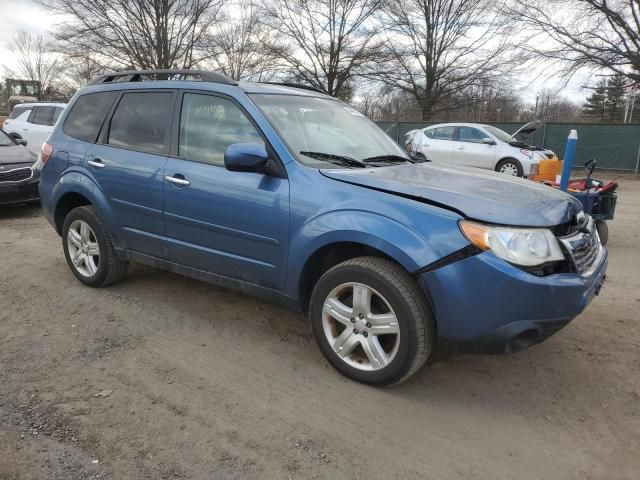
321,163,582,227
509,119,543,140
0,144,35,165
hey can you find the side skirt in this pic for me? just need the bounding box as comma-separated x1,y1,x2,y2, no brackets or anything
116,248,300,311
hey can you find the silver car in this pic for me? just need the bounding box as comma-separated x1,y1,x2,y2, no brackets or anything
405,121,556,177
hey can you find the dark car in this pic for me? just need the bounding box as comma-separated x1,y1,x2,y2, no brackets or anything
0,129,39,205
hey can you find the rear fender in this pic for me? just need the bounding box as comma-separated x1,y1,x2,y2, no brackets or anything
50,170,121,245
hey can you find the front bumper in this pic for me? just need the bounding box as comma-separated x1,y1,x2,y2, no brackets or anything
419,249,608,354
0,176,40,205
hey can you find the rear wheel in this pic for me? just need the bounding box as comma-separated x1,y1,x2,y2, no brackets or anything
62,206,128,287
310,257,434,386
496,158,524,177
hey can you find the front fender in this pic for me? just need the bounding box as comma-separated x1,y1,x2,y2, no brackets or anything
286,208,468,298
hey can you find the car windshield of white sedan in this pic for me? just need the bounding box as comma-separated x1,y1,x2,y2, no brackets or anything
483,125,512,143
0,130,15,146
250,94,411,167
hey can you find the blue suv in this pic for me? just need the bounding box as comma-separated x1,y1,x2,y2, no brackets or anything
38,70,608,385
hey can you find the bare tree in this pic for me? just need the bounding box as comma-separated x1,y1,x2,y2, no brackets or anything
3,31,65,95
261,0,383,100
374,0,520,120
205,2,280,81
511,0,640,83
40,0,225,70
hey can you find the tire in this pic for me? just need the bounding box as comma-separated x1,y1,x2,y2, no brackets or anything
309,257,434,386
62,206,128,287
596,220,609,246
496,158,524,177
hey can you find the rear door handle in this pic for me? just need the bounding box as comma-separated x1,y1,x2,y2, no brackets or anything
457,146,466,150
165,175,190,187
88,159,106,168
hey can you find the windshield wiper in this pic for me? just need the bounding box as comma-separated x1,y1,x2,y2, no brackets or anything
300,151,366,168
362,154,415,164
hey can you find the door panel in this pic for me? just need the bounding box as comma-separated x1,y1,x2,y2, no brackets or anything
421,126,455,163
163,160,289,288
451,126,496,169
86,90,174,257
86,145,168,257
163,92,289,289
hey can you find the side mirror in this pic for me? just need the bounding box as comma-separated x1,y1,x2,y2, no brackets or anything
224,143,269,173
482,137,496,145
17,139,28,147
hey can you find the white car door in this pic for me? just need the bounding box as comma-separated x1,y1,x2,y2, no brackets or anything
451,126,496,170
24,106,63,152
419,126,455,163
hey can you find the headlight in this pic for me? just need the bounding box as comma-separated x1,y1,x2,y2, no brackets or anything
459,220,565,267
520,149,532,157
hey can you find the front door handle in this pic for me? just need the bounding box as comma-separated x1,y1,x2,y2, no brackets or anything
88,159,105,168
457,146,466,150
165,175,190,187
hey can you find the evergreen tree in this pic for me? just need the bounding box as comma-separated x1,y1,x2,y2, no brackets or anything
582,80,607,122
606,75,626,122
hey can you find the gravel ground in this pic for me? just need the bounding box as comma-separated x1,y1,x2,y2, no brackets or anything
1,179,639,480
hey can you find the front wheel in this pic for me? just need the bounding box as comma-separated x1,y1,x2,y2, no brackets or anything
496,158,524,177
309,257,434,386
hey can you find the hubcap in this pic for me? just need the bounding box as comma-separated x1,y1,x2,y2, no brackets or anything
67,220,100,277
322,282,400,371
499,162,519,176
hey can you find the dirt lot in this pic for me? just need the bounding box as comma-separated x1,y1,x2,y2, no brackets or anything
1,180,639,480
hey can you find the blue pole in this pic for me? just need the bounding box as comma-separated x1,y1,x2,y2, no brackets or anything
560,129,578,191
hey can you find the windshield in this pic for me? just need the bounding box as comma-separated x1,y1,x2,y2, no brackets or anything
250,94,410,167
483,125,512,143
0,130,15,147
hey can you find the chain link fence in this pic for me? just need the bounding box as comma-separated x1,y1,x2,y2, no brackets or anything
376,121,640,172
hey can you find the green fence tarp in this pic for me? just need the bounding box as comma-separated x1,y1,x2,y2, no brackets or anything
376,121,640,171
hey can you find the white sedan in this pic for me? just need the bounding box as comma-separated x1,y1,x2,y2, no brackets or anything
405,121,556,177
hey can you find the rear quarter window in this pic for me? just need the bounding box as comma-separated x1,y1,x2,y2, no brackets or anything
63,92,118,143
8,105,30,119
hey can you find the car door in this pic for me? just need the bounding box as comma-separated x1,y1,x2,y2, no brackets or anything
24,106,56,152
451,126,496,170
85,90,175,258
420,126,455,163
163,91,290,290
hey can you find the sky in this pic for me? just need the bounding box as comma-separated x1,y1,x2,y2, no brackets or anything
0,0,590,105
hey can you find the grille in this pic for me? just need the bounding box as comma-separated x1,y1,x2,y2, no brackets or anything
0,167,32,183
559,217,602,276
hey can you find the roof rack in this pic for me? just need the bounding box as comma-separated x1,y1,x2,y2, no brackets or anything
260,82,326,94
89,69,237,86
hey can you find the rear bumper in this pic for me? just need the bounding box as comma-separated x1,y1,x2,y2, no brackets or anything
0,177,40,205
419,249,608,354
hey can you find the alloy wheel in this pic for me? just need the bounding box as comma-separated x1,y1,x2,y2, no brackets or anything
322,282,400,371
67,219,100,277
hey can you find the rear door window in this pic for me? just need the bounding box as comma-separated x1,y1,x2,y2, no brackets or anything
107,92,173,155
30,106,55,126
432,126,455,140
63,92,118,143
